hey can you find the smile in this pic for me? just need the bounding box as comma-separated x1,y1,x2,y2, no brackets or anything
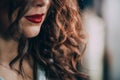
25,14,44,23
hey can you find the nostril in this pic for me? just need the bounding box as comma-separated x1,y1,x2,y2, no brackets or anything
33,0,45,7
36,3,45,7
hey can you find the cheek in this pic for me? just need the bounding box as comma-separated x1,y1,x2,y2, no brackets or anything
46,0,51,7
18,0,51,38
19,17,43,38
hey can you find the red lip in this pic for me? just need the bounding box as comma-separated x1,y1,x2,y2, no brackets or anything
25,14,44,23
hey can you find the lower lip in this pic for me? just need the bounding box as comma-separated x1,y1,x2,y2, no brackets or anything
25,14,44,23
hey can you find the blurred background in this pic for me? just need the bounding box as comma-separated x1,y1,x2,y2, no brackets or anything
77,0,120,80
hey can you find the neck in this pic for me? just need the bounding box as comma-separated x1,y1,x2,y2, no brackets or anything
0,37,18,65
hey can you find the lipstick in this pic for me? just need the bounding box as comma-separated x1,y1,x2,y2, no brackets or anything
25,14,44,23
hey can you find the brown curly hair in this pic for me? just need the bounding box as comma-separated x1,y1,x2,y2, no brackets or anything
0,0,88,80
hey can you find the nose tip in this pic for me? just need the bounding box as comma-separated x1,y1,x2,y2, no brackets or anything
33,0,45,7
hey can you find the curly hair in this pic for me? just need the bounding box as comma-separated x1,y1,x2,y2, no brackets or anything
0,0,88,80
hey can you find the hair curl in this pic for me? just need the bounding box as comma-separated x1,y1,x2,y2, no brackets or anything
0,0,88,80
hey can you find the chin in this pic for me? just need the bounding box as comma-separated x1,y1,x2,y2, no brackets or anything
25,32,39,38
23,27,41,38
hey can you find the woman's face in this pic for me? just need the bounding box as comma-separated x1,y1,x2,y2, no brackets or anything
0,0,51,38
19,0,51,38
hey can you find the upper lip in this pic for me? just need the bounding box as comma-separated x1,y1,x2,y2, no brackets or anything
25,14,44,18
25,13,44,23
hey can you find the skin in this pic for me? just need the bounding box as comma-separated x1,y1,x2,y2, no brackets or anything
19,0,51,37
0,0,51,80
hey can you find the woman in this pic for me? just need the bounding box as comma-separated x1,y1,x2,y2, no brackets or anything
0,0,87,80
